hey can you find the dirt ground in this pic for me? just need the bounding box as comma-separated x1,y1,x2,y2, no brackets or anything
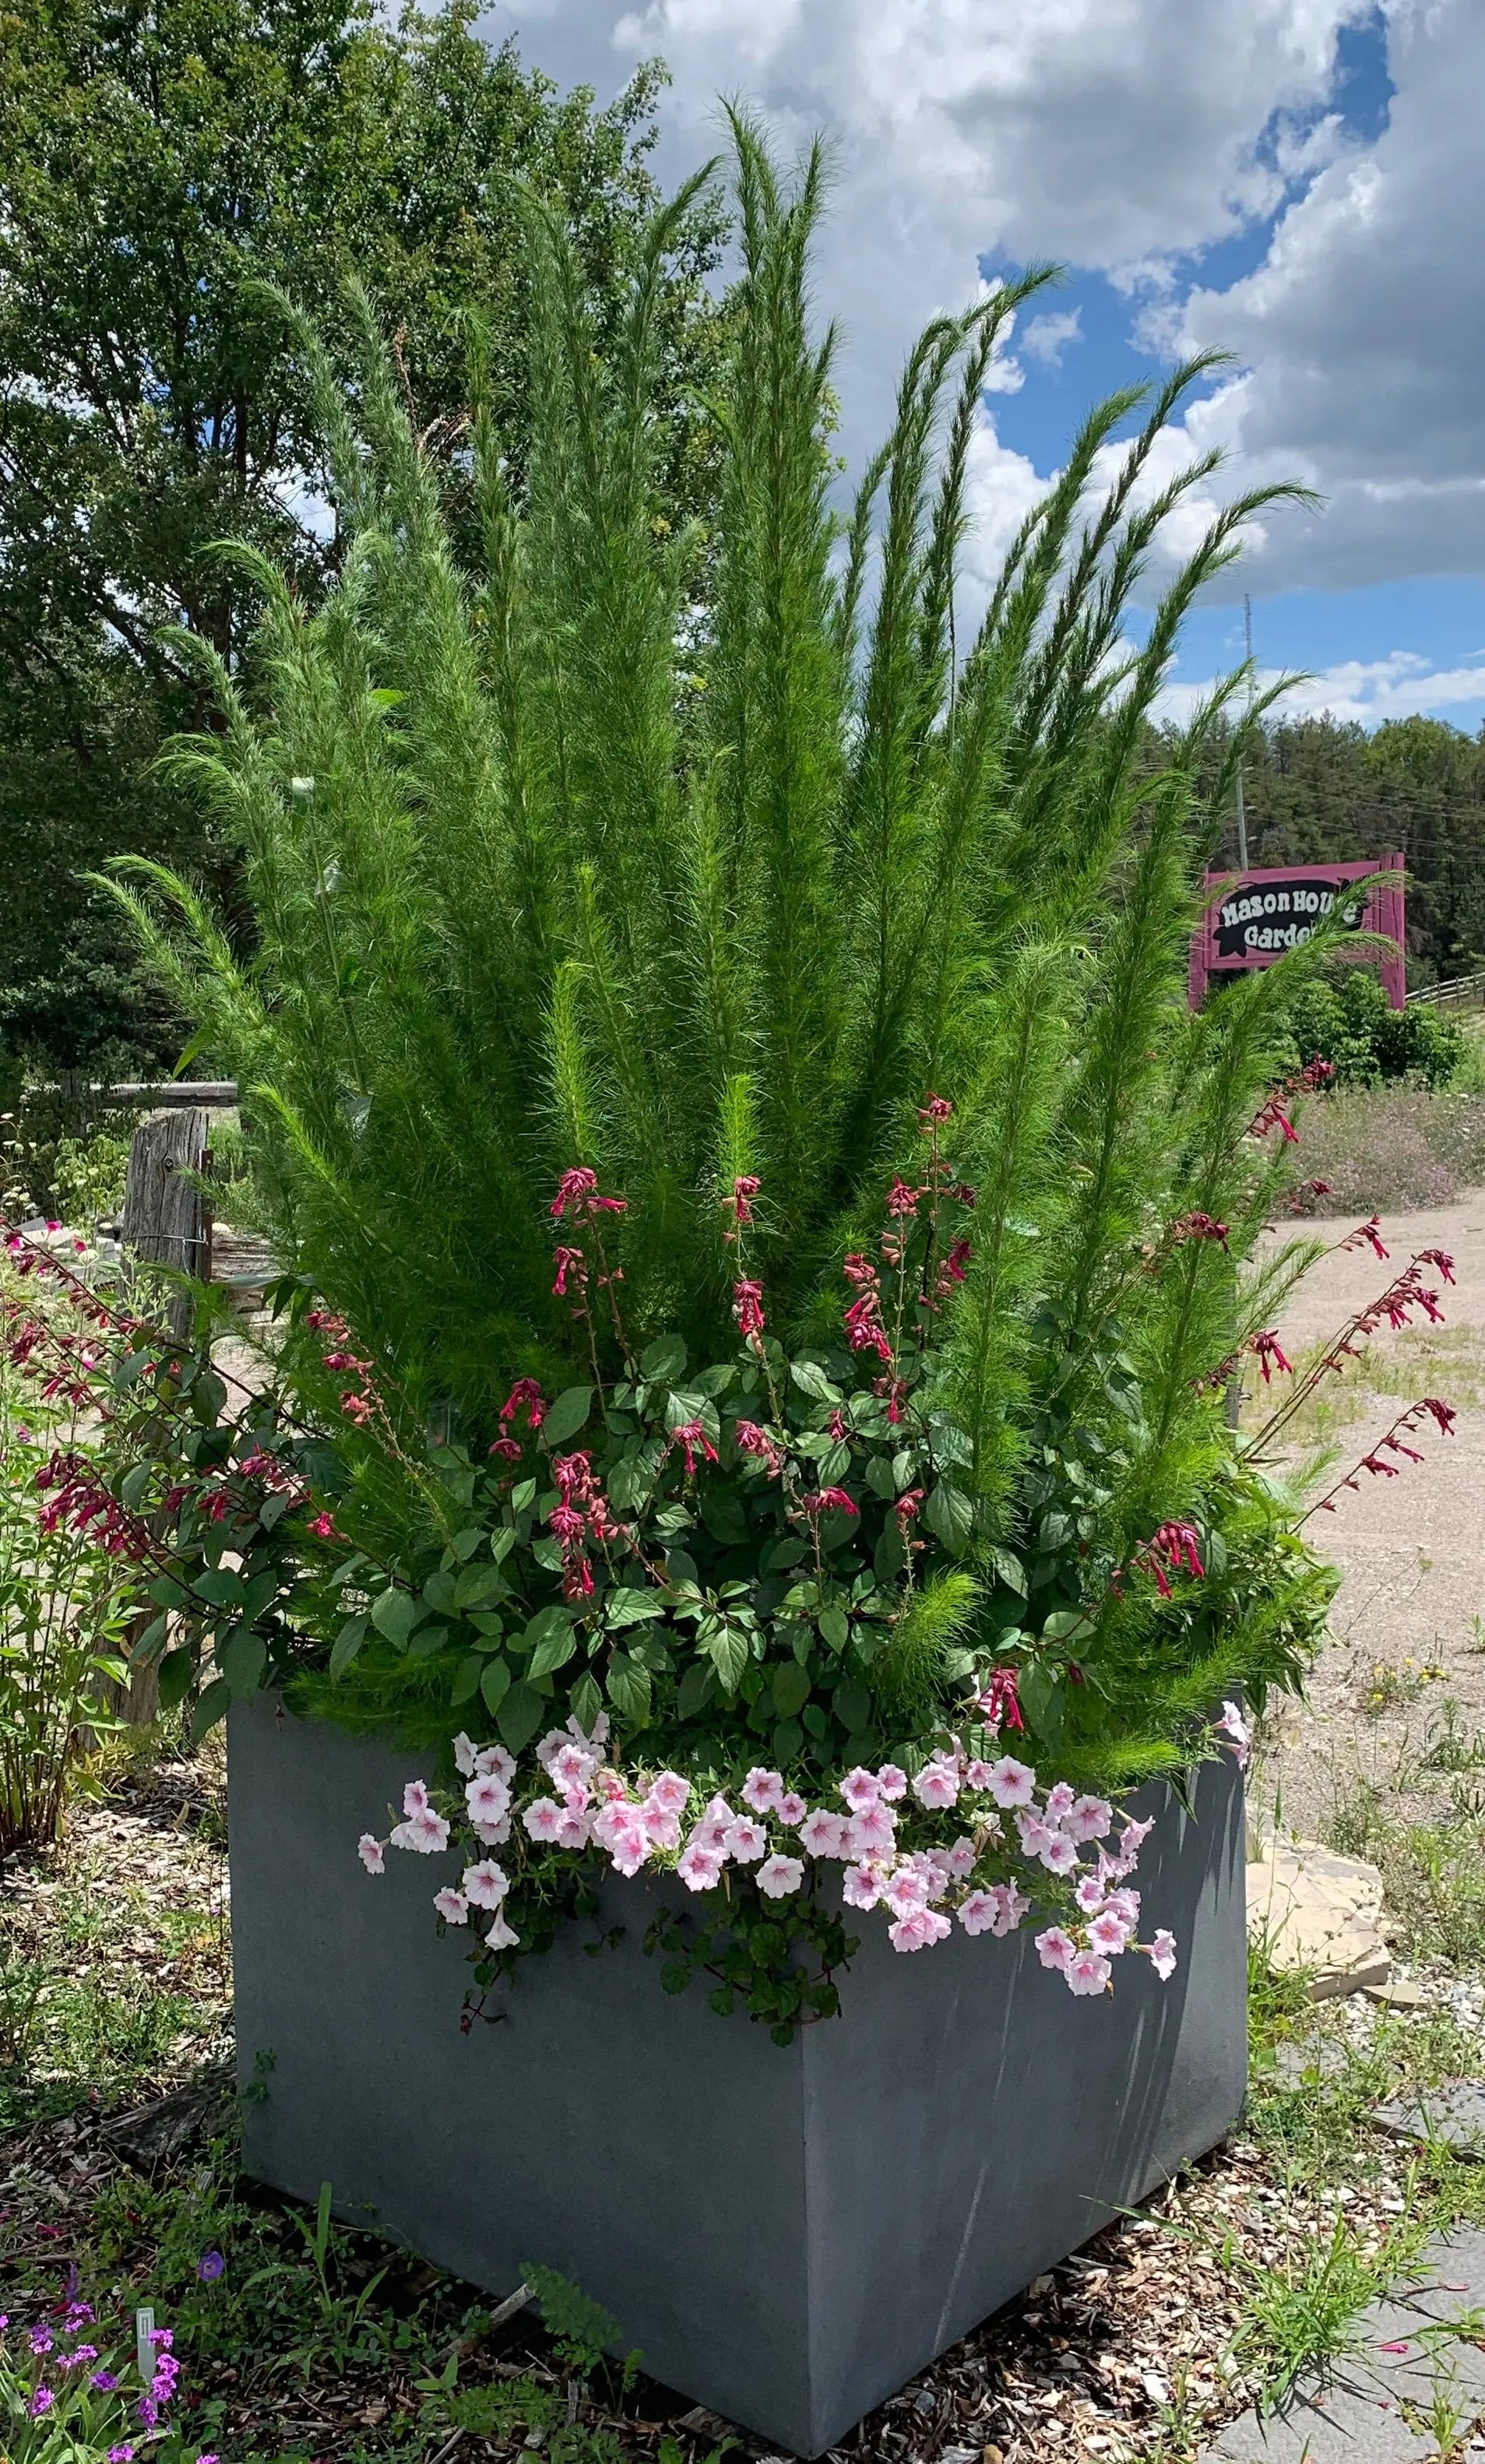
1248,1192,1485,1841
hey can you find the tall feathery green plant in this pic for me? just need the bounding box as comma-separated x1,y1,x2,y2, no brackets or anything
108,115,1342,1767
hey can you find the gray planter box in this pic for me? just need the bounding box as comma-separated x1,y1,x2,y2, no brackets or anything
228,1697,1247,2456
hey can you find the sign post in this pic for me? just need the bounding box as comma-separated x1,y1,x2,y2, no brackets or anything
1188,854,1405,1009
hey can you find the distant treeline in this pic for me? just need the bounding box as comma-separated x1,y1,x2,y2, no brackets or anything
1185,713,1485,987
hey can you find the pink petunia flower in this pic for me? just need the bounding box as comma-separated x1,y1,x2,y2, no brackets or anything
958,1891,1001,1938
1149,1929,1179,1981
453,1733,478,1777
839,1765,881,1813
357,1834,385,1875
472,1813,512,1849
1043,1781,1076,1823
1035,1926,1075,1971
843,1863,884,1910
547,1742,596,1793
1065,1950,1112,1997
757,1853,806,1899
391,1808,449,1854
876,1764,908,1802
1088,1908,1131,1956
1075,1874,1106,1915
883,1864,931,1918
1065,1793,1114,1843
475,1744,517,1783
646,1770,691,1818
798,1808,849,1858
987,1755,1036,1808
486,1911,520,1950
402,1779,431,1818
944,1835,977,1882
723,1816,768,1864
640,1805,680,1852
1216,1699,1251,1767
593,1804,650,1877
845,1802,897,1859
466,1772,511,1827
742,1766,786,1814
433,1888,470,1925
912,1761,961,1811
889,1908,952,1953
1039,1832,1079,1876
693,1793,735,1853
462,1860,508,1910
523,1798,565,1843
776,1791,808,1827
677,1841,723,1892
964,1758,997,1793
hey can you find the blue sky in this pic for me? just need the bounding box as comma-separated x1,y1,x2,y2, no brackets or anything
504,0,1485,734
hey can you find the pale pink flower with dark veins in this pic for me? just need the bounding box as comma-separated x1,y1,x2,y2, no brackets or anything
1216,1699,1251,1767
883,1864,931,1918
694,1794,735,1853
843,1863,884,1910
839,1765,881,1814
1149,1929,1179,1980
593,1804,649,1877
876,1764,909,1802
845,1803,896,1859
1118,1813,1156,1860
1039,1832,1079,1877
1103,1884,1142,1929
466,1772,510,1827
987,1756,1036,1808
964,1759,997,1793
798,1808,849,1858
912,1761,960,1811
548,1743,596,1793
776,1792,808,1827
402,1779,432,1818
741,1767,785,1815
677,1841,723,1892
523,1799,565,1843
1035,1926,1075,1971
486,1911,521,1951
462,1860,509,1910
889,1908,952,1953
1043,1781,1077,1823
1066,1951,1112,1997
1015,1811,1053,1859
944,1835,977,1882
646,1770,691,1818
958,1891,1001,1938
452,1733,478,1777
757,1854,806,1899
357,1834,385,1875
472,1813,512,1849
1088,1908,1131,1956
723,1816,768,1864
593,1766,627,1803
391,1808,449,1854
641,1805,680,1852
1066,1793,1114,1843
991,1883,1030,1936
558,1807,593,1850
433,1888,470,1925
475,1744,517,1783
1075,1874,1107,1916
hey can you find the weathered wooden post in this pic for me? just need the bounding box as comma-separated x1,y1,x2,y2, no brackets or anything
120,1107,213,1341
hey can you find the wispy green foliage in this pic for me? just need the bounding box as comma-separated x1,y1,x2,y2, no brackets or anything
111,118,1338,1772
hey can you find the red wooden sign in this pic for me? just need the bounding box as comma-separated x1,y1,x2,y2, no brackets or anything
1188,854,1406,1008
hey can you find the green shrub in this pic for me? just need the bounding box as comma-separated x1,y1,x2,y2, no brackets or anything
1276,967,1465,1090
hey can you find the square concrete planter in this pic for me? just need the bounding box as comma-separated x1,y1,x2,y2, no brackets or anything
228,1696,1247,2455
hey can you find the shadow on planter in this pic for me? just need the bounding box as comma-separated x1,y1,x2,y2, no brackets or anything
227,1695,1247,2456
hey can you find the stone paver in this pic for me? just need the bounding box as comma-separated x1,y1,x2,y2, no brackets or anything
1247,1831,1392,1998
1201,2230,1485,2462
1374,2082,1485,2158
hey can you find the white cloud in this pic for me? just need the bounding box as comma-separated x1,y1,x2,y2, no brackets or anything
1021,308,1083,368
1156,650,1485,729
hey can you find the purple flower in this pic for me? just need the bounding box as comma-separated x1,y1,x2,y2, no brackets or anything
195,2452,220,2462
62,2342,99,2367
29,2325,52,2355
196,2250,225,2283
91,2370,120,2391
30,2386,55,2416
107,2447,135,2462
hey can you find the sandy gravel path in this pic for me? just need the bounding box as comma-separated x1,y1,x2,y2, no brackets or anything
1250,1193,1485,1837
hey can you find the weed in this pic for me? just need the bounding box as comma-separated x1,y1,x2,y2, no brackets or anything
1231,2215,1382,2407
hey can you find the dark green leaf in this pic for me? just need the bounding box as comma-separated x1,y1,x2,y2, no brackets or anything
923,1480,973,1556
329,1615,370,1677
119,1460,153,1511
772,1718,804,1765
606,1652,653,1726
772,1660,811,1719
453,1563,505,1610
157,1646,195,1710
790,1359,842,1405
408,1621,449,1660
540,1386,593,1445
371,1588,424,1649
194,1567,245,1609
639,1334,687,1383
451,1526,483,1561
570,1669,603,1734
991,1546,1027,1597
480,1656,512,1715
132,1612,171,1667
817,1605,850,1653
834,1677,872,1734
452,1653,484,1705
219,1629,268,1697
189,1677,231,1744
496,1679,544,1753
604,1586,663,1629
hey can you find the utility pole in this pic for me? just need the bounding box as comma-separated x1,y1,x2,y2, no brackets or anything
1233,592,1254,873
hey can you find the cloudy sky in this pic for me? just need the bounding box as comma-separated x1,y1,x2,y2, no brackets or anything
492,0,1484,734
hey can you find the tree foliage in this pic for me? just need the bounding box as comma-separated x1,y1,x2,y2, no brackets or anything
0,0,723,1076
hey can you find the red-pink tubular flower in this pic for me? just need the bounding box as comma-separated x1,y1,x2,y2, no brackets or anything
498,1377,545,1429
733,1280,765,1342
552,1245,587,1301
934,1237,973,1298
1139,1522,1205,1595
1251,1329,1292,1383
885,1177,922,1218
917,1093,953,1128
801,1486,859,1519
734,1420,785,1477
729,1174,760,1228
670,1419,720,1478
977,1666,1025,1734
1417,1248,1456,1287
1340,1214,1389,1262
1170,1211,1229,1248
551,1167,627,1221
487,1435,522,1463
893,1485,924,1526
